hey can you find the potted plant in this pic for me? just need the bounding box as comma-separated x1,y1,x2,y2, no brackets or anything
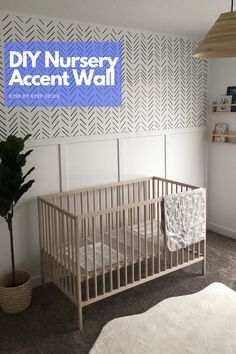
0,134,35,314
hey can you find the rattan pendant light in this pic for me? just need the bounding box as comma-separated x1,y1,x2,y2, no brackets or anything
194,0,236,58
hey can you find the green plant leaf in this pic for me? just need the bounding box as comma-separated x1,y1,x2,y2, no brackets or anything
0,197,12,217
13,179,35,206
22,167,35,182
0,134,35,218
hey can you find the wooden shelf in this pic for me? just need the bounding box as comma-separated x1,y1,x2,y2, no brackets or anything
212,101,236,114
211,130,236,144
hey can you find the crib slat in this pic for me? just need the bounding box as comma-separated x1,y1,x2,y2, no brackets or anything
157,202,160,273
181,247,185,264
38,201,45,285
53,209,59,287
62,214,68,291
133,183,136,223
66,215,72,295
100,214,105,295
197,241,201,258
57,210,62,287
70,217,76,298
41,202,46,255
53,208,58,282
92,216,97,298
144,205,148,278
111,187,114,229
138,206,141,280
84,219,89,300
131,208,134,283
74,217,83,330
122,185,125,205
61,213,67,290
128,185,130,225
166,185,173,269
108,213,113,291
67,195,70,213
123,210,127,285
51,207,56,279
116,211,120,289
151,204,154,276
45,204,50,255
73,194,76,215
49,206,53,261
80,193,83,216
45,204,50,265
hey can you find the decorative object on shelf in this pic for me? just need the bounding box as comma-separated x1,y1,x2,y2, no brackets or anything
194,0,236,58
212,101,218,113
227,86,236,111
217,96,232,112
214,123,228,142
0,135,35,314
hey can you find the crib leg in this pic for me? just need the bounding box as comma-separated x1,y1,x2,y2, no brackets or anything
202,258,206,275
202,239,207,275
77,305,83,331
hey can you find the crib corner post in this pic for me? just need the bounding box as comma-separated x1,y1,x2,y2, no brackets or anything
77,304,83,331
38,197,45,288
75,216,83,331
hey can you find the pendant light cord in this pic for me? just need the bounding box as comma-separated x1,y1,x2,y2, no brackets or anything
231,0,234,11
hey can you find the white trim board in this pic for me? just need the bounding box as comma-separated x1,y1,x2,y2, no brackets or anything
26,127,208,148
207,222,236,240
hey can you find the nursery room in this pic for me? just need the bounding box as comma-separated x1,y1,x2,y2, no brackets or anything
0,0,236,353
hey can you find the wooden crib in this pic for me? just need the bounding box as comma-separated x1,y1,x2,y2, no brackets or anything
37,176,206,330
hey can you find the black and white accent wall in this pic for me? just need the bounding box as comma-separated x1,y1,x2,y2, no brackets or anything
0,13,208,139
0,12,208,282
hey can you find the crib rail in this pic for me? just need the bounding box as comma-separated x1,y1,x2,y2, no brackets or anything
76,197,204,308
38,176,206,330
38,198,82,310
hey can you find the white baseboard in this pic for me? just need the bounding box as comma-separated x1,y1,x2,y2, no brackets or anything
207,222,236,240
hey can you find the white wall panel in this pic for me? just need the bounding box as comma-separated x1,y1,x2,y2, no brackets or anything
207,58,236,239
166,132,206,186
66,140,118,189
119,135,165,180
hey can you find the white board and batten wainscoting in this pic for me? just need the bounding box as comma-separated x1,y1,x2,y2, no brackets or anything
0,130,207,286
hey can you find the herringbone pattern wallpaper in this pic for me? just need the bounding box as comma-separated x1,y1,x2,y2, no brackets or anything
0,14,208,140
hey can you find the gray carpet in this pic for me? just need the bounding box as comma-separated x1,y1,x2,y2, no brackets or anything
0,231,236,354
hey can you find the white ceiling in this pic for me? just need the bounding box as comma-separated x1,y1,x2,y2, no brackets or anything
0,0,232,38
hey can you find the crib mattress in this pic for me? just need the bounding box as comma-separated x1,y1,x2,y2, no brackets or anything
53,220,164,277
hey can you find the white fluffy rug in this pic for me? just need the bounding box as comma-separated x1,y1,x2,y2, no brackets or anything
90,283,236,354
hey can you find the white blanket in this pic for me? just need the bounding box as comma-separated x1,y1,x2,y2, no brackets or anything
161,188,206,251
90,283,236,354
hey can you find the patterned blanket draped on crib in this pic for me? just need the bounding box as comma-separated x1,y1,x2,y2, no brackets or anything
161,188,206,252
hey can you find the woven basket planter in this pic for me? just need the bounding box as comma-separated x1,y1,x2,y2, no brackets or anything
0,271,32,314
